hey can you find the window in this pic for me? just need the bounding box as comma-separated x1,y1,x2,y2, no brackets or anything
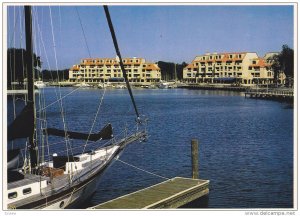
8,192,17,199
23,188,32,195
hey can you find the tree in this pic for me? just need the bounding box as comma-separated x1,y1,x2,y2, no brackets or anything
41,69,69,81
157,61,187,81
269,45,294,86
280,45,294,78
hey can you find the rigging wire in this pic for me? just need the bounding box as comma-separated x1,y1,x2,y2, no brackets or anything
8,6,20,48
75,7,92,58
31,6,57,162
18,6,26,104
81,88,107,155
12,7,16,118
8,7,16,149
36,86,82,112
49,6,75,160
32,7,47,164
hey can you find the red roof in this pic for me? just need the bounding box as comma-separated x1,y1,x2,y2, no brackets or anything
249,58,271,68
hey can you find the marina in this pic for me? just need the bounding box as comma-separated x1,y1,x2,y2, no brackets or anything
7,87,294,209
5,4,295,211
30,87,290,209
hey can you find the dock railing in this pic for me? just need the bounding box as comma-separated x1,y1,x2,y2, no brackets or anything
245,88,294,97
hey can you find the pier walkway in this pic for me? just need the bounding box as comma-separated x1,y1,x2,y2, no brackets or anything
244,89,293,102
90,177,209,209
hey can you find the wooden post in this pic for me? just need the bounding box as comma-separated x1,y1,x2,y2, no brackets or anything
191,139,199,179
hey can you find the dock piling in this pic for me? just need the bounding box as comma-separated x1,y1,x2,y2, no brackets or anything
191,139,199,179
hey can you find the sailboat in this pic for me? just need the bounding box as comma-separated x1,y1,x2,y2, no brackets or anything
6,5,147,209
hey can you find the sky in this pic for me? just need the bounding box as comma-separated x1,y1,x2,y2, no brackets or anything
7,4,294,70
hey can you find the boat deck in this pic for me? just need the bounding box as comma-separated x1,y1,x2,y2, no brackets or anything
7,131,147,209
8,174,48,190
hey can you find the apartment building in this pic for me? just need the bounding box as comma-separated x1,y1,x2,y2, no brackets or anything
69,57,161,84
183,52,284,86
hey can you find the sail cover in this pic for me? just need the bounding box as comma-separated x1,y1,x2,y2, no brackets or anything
46,123,113,141
7,102,34,141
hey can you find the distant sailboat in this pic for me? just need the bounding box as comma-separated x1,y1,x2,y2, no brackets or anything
6,5,147,209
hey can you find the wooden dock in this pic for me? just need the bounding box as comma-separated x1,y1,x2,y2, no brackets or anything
244,89,293,103
179,84,247,92
90,177,209,209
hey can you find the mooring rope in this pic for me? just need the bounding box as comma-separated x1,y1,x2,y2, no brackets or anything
115,158,170,181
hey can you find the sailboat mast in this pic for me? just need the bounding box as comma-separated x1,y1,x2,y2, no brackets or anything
24,5,38,168
103,6,140,121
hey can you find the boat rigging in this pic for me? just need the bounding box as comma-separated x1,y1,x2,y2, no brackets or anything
6,5,147,209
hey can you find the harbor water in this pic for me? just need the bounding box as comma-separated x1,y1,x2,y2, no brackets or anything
7,88,294,208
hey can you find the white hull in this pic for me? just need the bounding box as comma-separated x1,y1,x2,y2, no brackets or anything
43,169,103,209
74,82,91,87
7,131,146,209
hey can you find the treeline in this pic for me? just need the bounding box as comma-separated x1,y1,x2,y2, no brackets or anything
157,61,188,81
7,48,69,85
7,48,41,88
41,69,69,81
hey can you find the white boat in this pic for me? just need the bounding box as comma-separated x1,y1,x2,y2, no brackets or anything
74,82,91,88
6,6,147,209
34,81,46,88
158,82,169,89
98,82,112,89
115,84,126,89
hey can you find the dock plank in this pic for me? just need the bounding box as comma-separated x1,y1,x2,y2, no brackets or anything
91,177,209,209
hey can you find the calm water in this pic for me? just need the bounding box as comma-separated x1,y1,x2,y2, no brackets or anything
7,88,294,208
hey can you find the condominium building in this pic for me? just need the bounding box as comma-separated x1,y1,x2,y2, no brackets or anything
183,52,285,85
69,57,161,84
